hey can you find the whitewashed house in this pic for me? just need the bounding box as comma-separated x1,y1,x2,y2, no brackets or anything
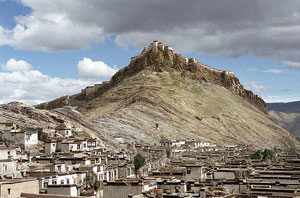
55,123,72,137
9,130,38,150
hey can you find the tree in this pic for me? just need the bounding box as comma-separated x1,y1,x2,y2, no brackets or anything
134,153,145,177
262,148,274,160
250,149,262,160
165,147,172,158
84,172,101,191
250,149,275,160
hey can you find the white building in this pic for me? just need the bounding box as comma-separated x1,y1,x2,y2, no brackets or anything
55,123,72,137
9,130,38,150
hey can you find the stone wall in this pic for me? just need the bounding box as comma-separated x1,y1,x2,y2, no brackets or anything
36,96,69,110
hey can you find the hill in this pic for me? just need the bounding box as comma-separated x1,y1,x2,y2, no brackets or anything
27,41,300,149
267,101,300,138
0,102,118,149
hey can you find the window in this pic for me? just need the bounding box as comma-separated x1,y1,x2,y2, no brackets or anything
53,180,57,184
26,134,31,141
61,180,64,184
8,188,11,194
44,182,48,188
187,169,191,174
83,143,86,148
66,131,69,135
4,164,7,171
77,144,80,149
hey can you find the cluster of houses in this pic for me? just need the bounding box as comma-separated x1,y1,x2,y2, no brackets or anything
1,122,300,198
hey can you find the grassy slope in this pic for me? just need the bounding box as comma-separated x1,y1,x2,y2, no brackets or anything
81,70,298,149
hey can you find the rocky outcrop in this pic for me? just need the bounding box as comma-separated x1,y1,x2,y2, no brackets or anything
36,96,69,110
37,41,267,114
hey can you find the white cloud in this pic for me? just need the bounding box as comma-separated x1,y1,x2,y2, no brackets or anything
283,61,300,69
0,1,104,52
1,58,32,71
263,95,300,103
263,69,284,74
0,70,97,105
0,58,117,105
77,57,117,80
244,81,271,93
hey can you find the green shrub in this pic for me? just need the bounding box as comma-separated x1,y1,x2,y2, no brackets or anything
134,153,146,176
250,149,262,160
262,148,274,160
165,147,172,158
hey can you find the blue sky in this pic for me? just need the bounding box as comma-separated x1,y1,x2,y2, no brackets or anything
0,0,300,104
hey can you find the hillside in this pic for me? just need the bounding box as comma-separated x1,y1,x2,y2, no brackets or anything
31,41,300,149
267,101,300,138
0,102,118,149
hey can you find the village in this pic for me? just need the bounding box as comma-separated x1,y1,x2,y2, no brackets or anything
0,122,300,198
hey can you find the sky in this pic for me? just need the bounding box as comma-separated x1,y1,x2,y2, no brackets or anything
0,0,300,105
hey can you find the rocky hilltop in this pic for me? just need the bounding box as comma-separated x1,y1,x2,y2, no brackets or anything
28,41,300,149
37,41,267,114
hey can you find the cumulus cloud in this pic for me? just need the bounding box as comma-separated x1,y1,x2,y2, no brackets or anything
0,70,97,105
263,69,284,74
1,0,300,69
0,1,104,52
77,57,117,80
244,81,271,93
0,57,117,105
1,58,32,71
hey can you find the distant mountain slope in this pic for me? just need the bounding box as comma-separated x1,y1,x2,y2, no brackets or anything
267,101,300,138
33,41,300,149
269,110,300,138
268,101,300,113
